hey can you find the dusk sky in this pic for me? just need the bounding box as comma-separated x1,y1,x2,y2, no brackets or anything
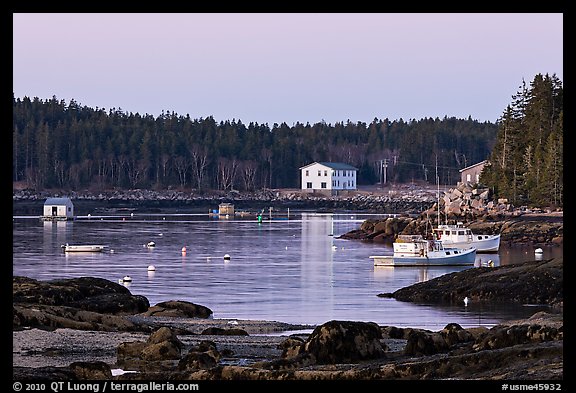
13,13,563,126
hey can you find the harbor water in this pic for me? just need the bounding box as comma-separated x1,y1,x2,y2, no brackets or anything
12,212,561,331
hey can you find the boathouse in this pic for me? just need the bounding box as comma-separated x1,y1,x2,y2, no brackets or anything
43,197,74,220
459,160,488,185
218,203,235,215
299,162,358,194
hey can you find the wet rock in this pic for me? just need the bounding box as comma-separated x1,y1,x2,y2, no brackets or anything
178,341,221,370
278,336,305,359
69,361,112,380
13,303,140,332
200,327,249,336
13,276,149,314
117,327,183,371
389,258,563,306
302,320,387,364
140,300,213,319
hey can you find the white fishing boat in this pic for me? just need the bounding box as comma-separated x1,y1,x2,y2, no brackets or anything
370,234,477,266
432,222,500,253
61,244,106,252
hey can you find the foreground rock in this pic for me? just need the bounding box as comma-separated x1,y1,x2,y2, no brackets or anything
13,313,562,380
13,276,213,332
13,258,563,380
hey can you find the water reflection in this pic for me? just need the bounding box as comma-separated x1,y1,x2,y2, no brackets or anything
13,213,562,330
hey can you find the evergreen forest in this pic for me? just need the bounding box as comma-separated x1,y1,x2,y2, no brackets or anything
12,73,562,208
481,73,563,208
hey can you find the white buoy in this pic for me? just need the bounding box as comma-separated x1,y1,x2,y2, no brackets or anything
131,213,134,217
181,246,187,253
147,241,156,248
463,296,469,307
224,254,231,261
147,265,156,271
228,320,239,325
534,248,544,254
332,245,337,251
122,275,132,282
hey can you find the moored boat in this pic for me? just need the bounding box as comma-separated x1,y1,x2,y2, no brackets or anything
370,234,476,266
61,244,106,252
432,222,500,253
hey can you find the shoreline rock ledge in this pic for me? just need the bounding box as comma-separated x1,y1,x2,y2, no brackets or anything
378,257,563,308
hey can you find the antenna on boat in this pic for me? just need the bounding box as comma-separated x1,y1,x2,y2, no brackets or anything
436,155,440,228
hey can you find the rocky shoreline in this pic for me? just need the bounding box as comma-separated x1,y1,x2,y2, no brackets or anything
13,258,563,381
339,212,563,247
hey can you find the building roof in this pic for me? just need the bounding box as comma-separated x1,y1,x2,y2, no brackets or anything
44,197,74,205
459,160,488,173
299,162,358,171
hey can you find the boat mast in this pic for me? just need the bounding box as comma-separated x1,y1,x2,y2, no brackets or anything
436,155,440,228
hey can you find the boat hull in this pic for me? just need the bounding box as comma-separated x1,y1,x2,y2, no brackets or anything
62,245,105,252
438,235,500,253
370,247,477,266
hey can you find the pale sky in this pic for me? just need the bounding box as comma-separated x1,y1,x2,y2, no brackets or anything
13,13,563,126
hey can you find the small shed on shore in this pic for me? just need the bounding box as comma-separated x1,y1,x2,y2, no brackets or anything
459,160,488,185
43,197,74,220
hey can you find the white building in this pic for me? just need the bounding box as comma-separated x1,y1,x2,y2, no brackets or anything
299,162,358,193
42,197,74,220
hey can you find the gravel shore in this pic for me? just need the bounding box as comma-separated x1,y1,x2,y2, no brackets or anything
13,317,316,369
13,316,411,373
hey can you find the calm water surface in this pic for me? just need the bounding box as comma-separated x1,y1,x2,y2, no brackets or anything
12,212,562,330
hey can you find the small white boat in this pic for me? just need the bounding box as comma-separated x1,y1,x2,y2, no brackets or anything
432,222,500,253
370,235,477,266
61,244,106,252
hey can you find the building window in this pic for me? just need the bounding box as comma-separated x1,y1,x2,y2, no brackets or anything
318,170,321,176
324,170,327,176
307,182,312,189
305,170,309,176
466,174,471,182
321,182,327,189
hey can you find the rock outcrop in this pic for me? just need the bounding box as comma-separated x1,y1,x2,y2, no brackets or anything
379,257,563,308
339,213,563,246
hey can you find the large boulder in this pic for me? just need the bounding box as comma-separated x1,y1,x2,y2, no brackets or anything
13,276,149,314
302,320,387,364
117,326,184,371
141,300,213,319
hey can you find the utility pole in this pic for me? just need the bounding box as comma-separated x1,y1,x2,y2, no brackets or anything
383,159,388,185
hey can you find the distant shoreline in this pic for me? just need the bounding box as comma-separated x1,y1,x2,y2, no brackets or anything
12,188,437,216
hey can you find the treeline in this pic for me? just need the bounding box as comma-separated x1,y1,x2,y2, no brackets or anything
481,73,563,208
13,95,497,192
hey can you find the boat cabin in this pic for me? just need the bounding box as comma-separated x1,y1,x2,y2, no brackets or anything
42,197,74,221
